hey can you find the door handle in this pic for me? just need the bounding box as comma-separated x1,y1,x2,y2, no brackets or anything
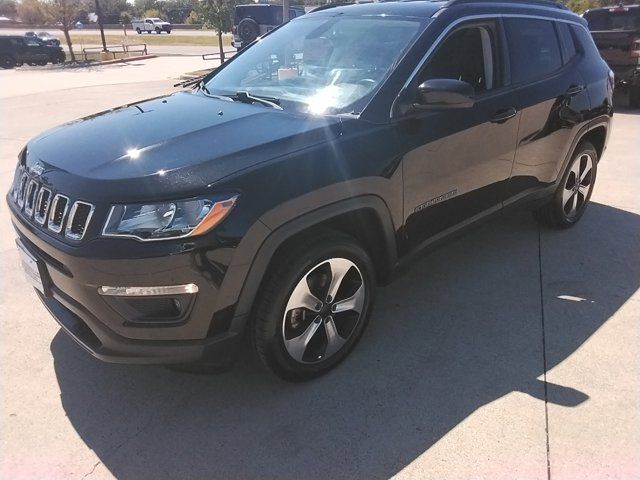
566,85,585,96
490,107,517,124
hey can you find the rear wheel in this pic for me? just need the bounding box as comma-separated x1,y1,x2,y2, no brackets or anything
533,141,597,228
0,54,16,69
251,232,375,381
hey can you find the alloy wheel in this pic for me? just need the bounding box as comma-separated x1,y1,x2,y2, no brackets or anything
562,153,594,218
282,258,366,364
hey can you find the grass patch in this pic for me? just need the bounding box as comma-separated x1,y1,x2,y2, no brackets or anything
68,32,233,47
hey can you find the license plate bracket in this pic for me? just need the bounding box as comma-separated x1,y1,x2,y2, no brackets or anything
16,238,50,296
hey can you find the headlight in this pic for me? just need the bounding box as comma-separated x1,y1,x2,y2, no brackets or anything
102,195,238,241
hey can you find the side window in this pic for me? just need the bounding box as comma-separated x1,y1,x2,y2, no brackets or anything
570,24,601,62
504,18,562,84
420,24,499,94
556,22,577,64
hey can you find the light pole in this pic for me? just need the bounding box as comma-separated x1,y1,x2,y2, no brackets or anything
282,0,289,23
95,0,108,54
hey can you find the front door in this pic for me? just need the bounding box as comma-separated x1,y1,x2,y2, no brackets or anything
398,20,520,249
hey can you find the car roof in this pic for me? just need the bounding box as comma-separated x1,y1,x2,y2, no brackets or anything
309,1,446,18
307,0,572,19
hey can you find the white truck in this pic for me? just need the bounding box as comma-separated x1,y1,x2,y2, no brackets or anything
131,18,172,34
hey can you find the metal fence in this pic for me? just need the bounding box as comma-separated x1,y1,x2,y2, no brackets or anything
81,43,148,62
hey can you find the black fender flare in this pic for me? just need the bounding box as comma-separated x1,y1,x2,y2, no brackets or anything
222,195,398,336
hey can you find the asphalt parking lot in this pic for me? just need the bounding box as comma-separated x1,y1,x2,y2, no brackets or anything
0,58,638,480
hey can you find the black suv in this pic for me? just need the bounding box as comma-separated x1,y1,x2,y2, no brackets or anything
0,36,65,68
233,3,305,50
8,0,612,381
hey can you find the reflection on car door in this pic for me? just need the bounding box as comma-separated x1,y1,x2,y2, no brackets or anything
398,20,520,250
503,18,591,202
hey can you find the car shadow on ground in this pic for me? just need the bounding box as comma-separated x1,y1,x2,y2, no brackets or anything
50,202,640,479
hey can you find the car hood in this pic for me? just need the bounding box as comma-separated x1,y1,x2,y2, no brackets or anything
26,91,342,197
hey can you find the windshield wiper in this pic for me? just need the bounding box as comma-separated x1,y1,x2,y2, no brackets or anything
229,91,283,110
173,74,208,89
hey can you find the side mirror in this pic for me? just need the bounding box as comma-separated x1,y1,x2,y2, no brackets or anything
414,79,475,110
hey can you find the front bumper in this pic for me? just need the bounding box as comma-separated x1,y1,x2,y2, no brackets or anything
9,202,243,367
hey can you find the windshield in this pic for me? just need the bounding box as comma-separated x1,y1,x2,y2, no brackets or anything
204,15,425,115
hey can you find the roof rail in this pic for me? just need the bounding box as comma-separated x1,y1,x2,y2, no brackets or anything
310,2,351,12
444,0,569,10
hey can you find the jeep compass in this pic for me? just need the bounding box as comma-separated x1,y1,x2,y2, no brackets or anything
7,0,613,381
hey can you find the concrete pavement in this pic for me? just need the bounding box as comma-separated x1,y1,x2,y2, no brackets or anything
0,58,638,480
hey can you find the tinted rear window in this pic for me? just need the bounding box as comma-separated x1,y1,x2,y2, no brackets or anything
583,8,640,31
505,18,562,84
556,22,577,63
234,5,281,25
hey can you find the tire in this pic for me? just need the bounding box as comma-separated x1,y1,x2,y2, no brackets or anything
0,54,16,69
36,59,47,66
533,141,598,228
237,18,259,44
166,29,171,34
629,86,640,109
136,27,141,34
155,27,161,34
251,231,376,381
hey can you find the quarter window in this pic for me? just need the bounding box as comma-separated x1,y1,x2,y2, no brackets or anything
420,24,498,93
504,18,562,84
556,22,578,64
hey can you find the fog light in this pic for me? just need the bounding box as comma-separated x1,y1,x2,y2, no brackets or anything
98,284,198,296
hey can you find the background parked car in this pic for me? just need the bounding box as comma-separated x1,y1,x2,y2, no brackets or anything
232,3,304,50
131,17,172,34
24,31,61,46
583,4,640,107
0,36,65,69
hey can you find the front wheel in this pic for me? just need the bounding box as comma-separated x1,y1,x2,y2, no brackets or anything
136,27,141,34
533,141,598,228
251,232,375,381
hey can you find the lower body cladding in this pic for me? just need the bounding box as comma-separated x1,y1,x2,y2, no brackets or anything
10,211,243,368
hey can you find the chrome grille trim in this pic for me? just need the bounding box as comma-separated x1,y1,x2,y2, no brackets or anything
12,169,95,242
47,194,69,233
16,172,28,208
34,187,52,225
65,201,95,240
24,179,38,217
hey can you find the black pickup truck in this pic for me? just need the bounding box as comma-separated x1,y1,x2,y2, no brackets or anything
583,4,640,106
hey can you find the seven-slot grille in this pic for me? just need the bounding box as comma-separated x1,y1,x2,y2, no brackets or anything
12,167,95,241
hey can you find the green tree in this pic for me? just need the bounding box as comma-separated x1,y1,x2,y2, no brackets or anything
184,9,200,24
196,0,234,61
0,0,18,18
43,0,82,61
143,7,161,17
17,0,47,24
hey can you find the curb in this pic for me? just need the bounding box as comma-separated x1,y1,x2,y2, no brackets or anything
55,54,157,69
179,68,216,80
97,54,157,65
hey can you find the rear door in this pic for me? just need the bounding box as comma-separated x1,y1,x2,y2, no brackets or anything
503,18,591,202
